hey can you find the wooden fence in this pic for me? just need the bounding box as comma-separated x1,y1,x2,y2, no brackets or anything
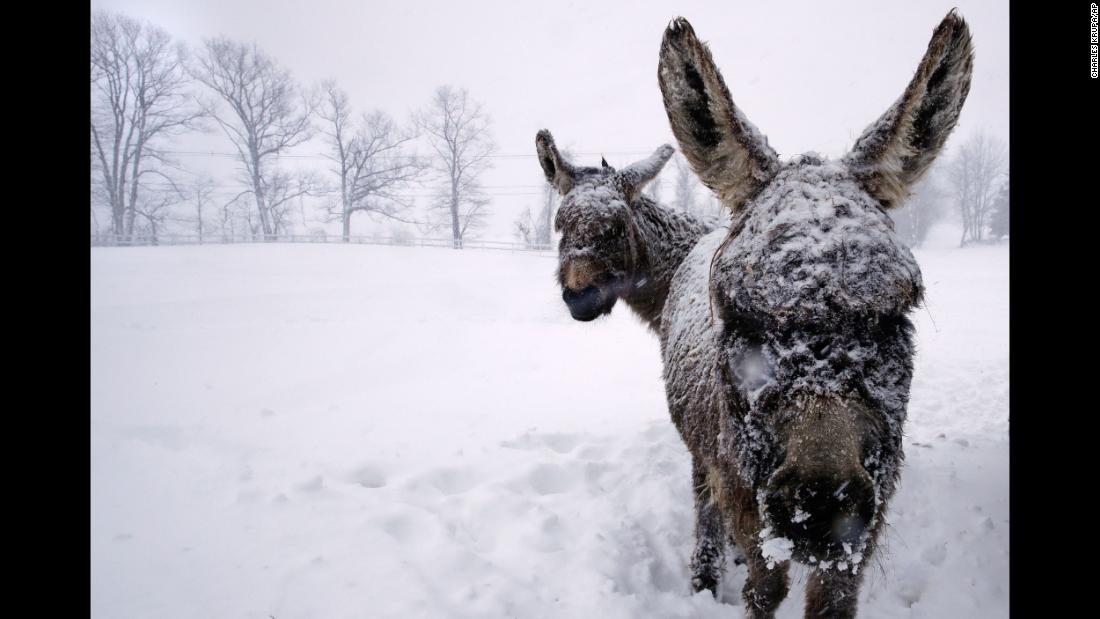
91,233,554,254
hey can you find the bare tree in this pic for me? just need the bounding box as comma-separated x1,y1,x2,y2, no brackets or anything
533,146,573,247
193,37,317,239
266,169,323,235
318,81,426,241
671,153,697,215
947,131,1008,245
416,86,495,249
513,198,553,249
219,190,256,239
674,151,722,221
536,183,557,247
131,188,185,245
890,163,948,248
668,153,724,223
180,176,219,243
193,177,215,243
514,206,537,247
989,175,1009,241
90,10,204,243
643,173,663,203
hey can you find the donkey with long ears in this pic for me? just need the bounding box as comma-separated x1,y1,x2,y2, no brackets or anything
656,11,972,617
538,131,751,571
536,130,717,332
538,131,756,573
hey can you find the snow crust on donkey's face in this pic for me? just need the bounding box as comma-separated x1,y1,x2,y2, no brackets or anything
657,10,970,574
712,154,923,565
534,129,674,322
553,169,634,321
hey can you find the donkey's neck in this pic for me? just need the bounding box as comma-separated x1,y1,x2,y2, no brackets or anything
622,196,716,333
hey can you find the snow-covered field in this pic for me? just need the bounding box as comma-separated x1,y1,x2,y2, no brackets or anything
90,242,1008,618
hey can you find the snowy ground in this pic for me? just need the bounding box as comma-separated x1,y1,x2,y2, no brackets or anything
91,242,1008,618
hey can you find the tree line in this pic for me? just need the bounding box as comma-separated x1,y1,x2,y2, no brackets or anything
512,150,728,249
91,10,494,247
513,130,1008,252
92,9,1007,251
889,130,1009,248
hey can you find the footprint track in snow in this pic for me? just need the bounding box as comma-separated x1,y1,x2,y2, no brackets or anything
500,431,583,454
348,464,388,489
407,466,482,496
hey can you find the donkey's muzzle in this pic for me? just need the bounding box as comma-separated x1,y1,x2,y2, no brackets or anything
562,284,616,321
764,469,876,562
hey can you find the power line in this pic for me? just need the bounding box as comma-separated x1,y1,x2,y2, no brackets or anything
137,181,547,190
159,149,657,160
136,187,545,199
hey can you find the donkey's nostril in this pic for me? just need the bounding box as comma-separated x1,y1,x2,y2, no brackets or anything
831,513,867,545
562,285,597,303
562,285,614,322
765,471,876,558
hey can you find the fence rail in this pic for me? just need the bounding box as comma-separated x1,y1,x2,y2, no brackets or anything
91,233,554,253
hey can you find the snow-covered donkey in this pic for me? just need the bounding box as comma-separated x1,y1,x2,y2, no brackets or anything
536,130,716,332
657,11,972,618
537,131,751,570
537,131,758,572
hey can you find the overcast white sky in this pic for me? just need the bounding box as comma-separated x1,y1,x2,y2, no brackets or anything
91,0,1009,240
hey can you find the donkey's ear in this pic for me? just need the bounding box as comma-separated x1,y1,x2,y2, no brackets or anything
844,11,974,209
616,144,675,202
658,17,780,213
536,129,576,195
601,156,611,169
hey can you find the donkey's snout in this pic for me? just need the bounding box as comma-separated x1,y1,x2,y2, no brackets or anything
764,469,876,558
563,285,613,321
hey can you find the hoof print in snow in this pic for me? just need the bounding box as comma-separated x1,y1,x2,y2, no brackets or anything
520,463,575,496
897,572,927,607
500,431,582,454
920,542,947,566
354,468,387,489
413,467,480,496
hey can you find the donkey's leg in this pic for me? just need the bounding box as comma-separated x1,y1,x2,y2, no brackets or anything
689,456,726,596
804,514,883,617
741,553,790,619
730,524,790,619
803,568,865,619
729,532,746,566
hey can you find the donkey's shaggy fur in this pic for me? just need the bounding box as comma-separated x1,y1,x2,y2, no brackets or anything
537,130,716,332
656,12,972,618
539,132,747,572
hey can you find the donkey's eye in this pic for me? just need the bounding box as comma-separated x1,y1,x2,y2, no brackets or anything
720,306,767,341
592,231,614,246
603,222,625,238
